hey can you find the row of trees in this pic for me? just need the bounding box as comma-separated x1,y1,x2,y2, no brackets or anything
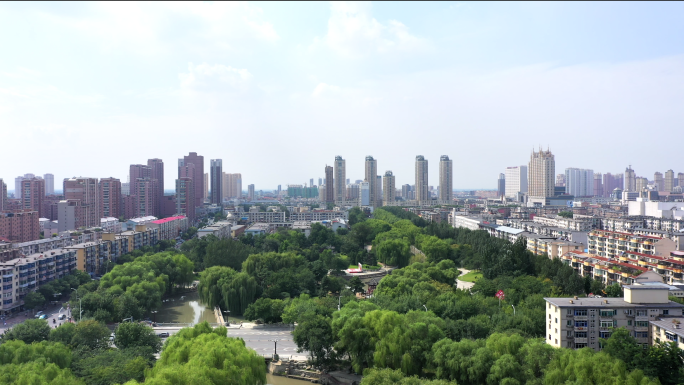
0,319,265,385
70,252,194,323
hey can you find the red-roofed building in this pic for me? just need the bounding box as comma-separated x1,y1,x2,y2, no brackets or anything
148,215,189,240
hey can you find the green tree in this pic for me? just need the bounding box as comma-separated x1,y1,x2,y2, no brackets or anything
71,347,150,385
642,341,684,385
601,327,643,370
375,239,411,268
71,320,111,350
23,291,46,310
349,276,364,294
204,238,255,271
49,322,77,347
114,322,162,353
244,298,287,323
361,368,456,385
141,322,266,385
0,318,50,344
605,283,624,297
557,211,573,218
293,314,335,368
0,361,84,385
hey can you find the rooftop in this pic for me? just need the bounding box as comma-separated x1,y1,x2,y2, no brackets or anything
151,215,186,225
651,317,684,336
544,297,684,308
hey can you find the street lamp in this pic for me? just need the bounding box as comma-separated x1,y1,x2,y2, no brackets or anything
269,339,280,358
150,311,158,324
511,305,516,316
71,289,82,322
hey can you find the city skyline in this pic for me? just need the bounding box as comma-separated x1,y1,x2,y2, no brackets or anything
2,2,684,189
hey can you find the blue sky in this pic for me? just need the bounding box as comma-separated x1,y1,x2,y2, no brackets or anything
1,2,683,190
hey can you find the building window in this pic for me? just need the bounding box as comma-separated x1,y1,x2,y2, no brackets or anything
549,334,551,340
663,310,669,315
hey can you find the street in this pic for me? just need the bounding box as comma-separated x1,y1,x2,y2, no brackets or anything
0,303,71,333
153,326,308,360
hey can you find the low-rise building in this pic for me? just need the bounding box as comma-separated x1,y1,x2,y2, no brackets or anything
587,229,677,259
292,221,312,237
0,249,78,316
231,225,246,238
197,220,232,239
148,215,188,240
100,217,122,233
125,216,158,230
651,317,684,349
245,223,269,236
545,285,684,351
289,210,349,222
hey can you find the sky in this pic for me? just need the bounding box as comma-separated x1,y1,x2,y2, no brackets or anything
1,1,684,191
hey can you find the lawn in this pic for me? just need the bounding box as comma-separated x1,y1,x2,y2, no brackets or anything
458,271,483,283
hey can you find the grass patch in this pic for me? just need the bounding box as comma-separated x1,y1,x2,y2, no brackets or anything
459,271,483,283
348,264,381,271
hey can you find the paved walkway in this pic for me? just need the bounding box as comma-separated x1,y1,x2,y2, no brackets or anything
456,268,475,291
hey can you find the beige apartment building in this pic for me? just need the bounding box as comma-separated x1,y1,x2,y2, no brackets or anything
651,317,684,348
545,285,684,351
587,229,677,259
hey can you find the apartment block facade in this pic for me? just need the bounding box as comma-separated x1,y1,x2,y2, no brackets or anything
0,211,40,242
0,249,78,316
545,286,684,351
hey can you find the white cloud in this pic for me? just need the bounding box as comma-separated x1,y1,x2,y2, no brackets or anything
179,63,253,92
312,82,342,98
314,1,428,57
41,2,278,55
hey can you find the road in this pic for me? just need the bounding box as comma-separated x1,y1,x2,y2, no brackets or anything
0,303,71,333
456,268,475,290
154,326,308,360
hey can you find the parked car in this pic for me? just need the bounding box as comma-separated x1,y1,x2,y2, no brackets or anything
58,314,66,320
109,333,115,341
38,314,47,320
157,332,170,338
34,311,44,318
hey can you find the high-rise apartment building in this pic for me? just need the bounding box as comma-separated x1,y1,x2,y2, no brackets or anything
415,155,429,202
204,173,209,203
497,174,506,198
636,177,648,192
19,177,45,217
365,156,378,206
324,166,334,203
334,156,346,202
248,184,255,201
310,179,314,188
376,176,382,204
383,171,395,204
505,166,528,198
98,178,121,219
439,155,453,202
624,166,636,192
664,170,674,192
44,173,54,195
63,177,99,229
528,149,555,204
147,158,164,216
14,174,38,199
175,178,195,223
593,173,603,198
210,159,223,205
178,152,204,209
0,210,39,242
654,172,664,192
602,173,624,198
555,174,566,187
0,179,6,211
346,183,360,201
230,173,243,199
678,173,684,188
129,164,159,218
565,168,593,197
359,181,370,206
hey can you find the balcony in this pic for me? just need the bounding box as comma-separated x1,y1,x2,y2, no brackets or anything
574,337,588,344
634,326,649,332
2,274,13,278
